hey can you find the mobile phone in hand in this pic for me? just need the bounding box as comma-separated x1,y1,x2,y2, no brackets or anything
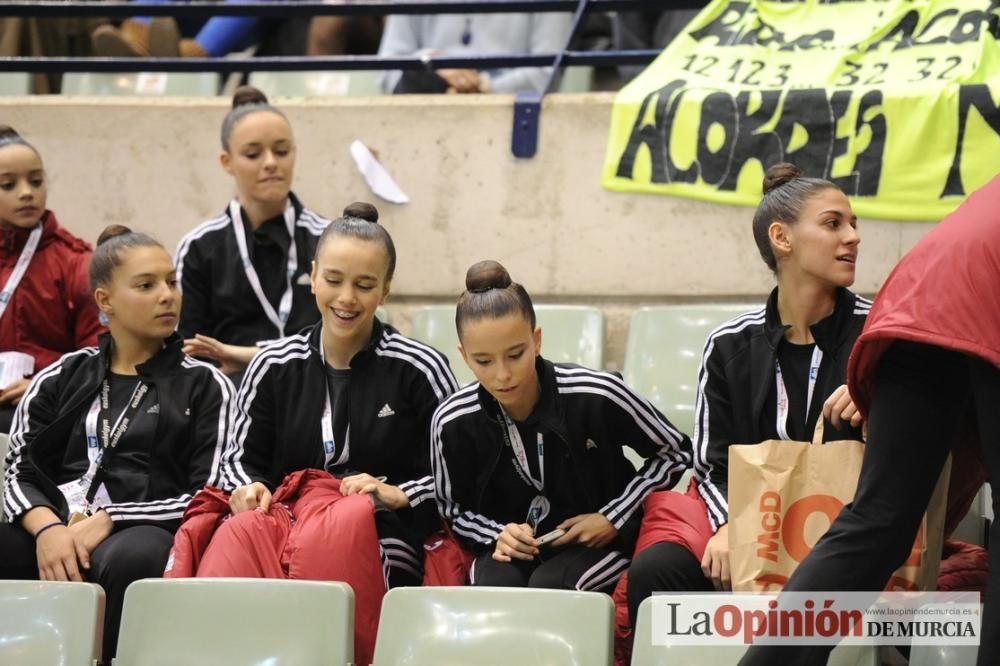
535,528,566,547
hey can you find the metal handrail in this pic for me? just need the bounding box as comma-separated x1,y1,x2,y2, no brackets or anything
0,0,702,18
0,51,662,73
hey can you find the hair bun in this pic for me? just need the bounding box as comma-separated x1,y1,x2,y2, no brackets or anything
465,260,512,293
763,162,802,195
342,201,379,224
232,85,268,109
96,224,133,247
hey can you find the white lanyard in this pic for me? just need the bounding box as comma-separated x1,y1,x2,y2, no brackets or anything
229,199,298,337
0,224,41,320
83,378,150,473
501,411,545,493
319,343,350,470
775,346,823,441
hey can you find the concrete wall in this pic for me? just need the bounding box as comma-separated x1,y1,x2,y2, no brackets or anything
2,93,935,368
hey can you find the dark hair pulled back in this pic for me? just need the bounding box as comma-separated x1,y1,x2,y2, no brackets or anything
90,225,164,290
314,201,396,283
456,260,536,338
752,162,841,273
220,86,289,151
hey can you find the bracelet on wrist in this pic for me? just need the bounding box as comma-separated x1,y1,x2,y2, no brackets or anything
33,520,65,540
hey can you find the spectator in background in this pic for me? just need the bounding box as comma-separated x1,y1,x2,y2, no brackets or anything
92,14,260,58
612,8,698,83
308,16,384,56
378,13,573,94
0,127,103,432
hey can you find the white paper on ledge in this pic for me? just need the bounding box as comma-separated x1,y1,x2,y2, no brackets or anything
0,351,33,390
349,140,410,205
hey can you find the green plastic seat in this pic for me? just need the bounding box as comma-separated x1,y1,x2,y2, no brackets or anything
113,578,353,666
535,305,604,368
0,73,32,95
408,304,605,388
248,71,383,97
0,580,105,666
408,305,471,385
631,597,879,666
372,586,615,666
61,73,220,96
557,66,594,93
623,305,759,439
908,643,978,665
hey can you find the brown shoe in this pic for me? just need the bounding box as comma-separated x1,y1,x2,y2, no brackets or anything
148,17,181,57
178,39,208,58
91,20,150,57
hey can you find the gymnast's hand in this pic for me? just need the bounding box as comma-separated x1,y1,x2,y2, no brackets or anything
183,334,258,375
823,384,864,430
229,482,272,514
339,473,409,510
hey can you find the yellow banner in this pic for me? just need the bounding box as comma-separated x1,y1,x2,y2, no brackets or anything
602,0,1000,221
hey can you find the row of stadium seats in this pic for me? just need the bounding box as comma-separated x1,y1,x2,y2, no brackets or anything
11,577,976,666
1,67,597,97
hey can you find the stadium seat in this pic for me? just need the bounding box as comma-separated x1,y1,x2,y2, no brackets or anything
950,484,988,546
0,73,32,95
908,644,978,665
248,71,383,97
630,597,879,666
535,305,604,369
113,578,353,666
556,66,595,93
408,305,471,386
372,586,614,666
0,580,105,666
623,305,758,438
61,73,220,96
407,304,605,387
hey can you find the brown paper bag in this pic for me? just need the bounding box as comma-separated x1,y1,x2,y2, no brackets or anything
728,421,949,593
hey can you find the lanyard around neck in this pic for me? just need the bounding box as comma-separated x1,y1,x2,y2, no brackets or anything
775,345,823,441
230,199,298,337
319,342,350,470
0,223,41,320
500,411,544,493
81,376,150,503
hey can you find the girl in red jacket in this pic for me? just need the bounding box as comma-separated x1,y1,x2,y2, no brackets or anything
741,174,1000,666
0,126,103,430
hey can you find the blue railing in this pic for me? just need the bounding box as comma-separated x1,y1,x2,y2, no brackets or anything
0,0,706,156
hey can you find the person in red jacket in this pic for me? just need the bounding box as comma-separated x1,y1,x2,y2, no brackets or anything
740,175,1000,666
0,126,102,431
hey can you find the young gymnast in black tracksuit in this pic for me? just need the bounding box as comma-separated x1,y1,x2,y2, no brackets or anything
210,205,459,586
174,86,331,373
432,260,692,591
0,226,233,661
